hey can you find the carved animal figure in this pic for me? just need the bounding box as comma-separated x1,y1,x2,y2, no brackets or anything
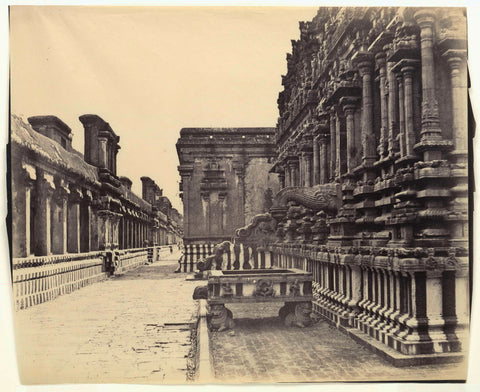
272,184,340,214
208,304,234,332
197,241,231,271
283,302,313,328
193,285,208,300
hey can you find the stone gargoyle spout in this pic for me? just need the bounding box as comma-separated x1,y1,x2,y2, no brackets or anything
271,184,340,213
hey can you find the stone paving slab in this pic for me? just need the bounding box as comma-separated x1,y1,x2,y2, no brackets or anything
14,251,199,385
210,302,468,384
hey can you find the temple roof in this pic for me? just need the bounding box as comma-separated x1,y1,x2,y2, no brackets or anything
10,114,99,184
179,127,276,136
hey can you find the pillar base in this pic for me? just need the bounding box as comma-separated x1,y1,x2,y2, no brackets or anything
313,297,465,367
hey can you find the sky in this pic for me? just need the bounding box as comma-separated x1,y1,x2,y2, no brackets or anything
9,6,318,211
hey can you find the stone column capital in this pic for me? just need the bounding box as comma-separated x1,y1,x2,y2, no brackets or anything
401,65,417,78
339,96,359,114
413,9,436,29
353,51,374,76
83,189,94,204
375,51,387,70
53,179,70,202
392,58,420,77
68,185,83,203
21,162,36,186
38,172,56,195
443,49,467,70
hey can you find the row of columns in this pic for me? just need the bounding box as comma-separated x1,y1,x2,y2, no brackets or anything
279,10,467,189
14,164,177,258
15,166,97,257
119,217,168,249
273,247,468,354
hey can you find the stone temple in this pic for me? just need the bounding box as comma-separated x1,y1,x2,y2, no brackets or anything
177,7,469,362
10,114,182,310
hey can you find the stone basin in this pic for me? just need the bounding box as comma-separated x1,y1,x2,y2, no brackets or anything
207,268,313,304
204,268,314,331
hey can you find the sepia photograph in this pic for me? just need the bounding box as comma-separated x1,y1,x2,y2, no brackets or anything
6,3,476,387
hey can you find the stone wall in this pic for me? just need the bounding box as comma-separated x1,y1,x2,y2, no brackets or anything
177,128,276,245
244,157,280,224
265,6,469,361
10,114,182,309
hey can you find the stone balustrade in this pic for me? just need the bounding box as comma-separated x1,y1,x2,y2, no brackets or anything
113,248,150,274
180,242,275,273
12,246,159,310
12,251,106,310
268,243,468,356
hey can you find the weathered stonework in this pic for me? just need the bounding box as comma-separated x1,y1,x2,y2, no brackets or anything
10,114,182,308
266,6,469,362
176,128,278,245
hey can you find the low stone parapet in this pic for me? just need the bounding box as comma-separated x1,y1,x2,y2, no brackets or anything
268,243,468,363
114,248,149,273
178,243,216,272
12,252,106,311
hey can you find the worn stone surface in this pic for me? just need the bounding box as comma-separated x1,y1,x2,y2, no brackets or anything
210,302,467,383
14,251,198,385
244,157,280,224
176,127,277,244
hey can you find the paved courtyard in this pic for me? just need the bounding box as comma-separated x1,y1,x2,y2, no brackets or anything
13,251,469,385
210,303,468,384
14,250,199,385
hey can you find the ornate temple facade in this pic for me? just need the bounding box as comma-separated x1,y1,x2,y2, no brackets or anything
179,7,469,363
10,114,182,309
265,7,469,360
176,127,279,268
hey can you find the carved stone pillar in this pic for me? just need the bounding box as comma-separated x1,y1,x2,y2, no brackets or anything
357,55,376,166
288,159,299,187
13,163,36,257
178,164,193,238
401,62,420,158
319,134,328,185
201,192,210,236
414,9,452,160
329,107,337,181
113,145,120,176
335,109,342,179
443,49,468,160
219,192,227,232
424,269,448,350
387,59,399,156
51,179,69,255
312,137,320,185
340,97,358,173
397,73,406,157
67,186,82,253
98,137,108,169
233,162,245,228
347,264,362,311
80,190,93,252
278,171,285,189
98,211,109,250
454,263,469,345
376,52,388,158
34,171,55,256
302,151,313,187
284,164,291,187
